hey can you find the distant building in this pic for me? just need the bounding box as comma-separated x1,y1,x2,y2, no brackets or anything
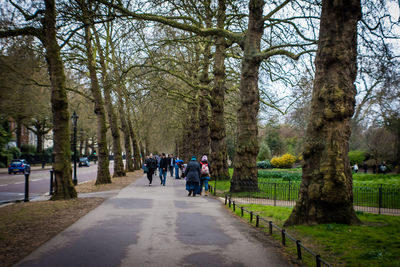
6,118,52,150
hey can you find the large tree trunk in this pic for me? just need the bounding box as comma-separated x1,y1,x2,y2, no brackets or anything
188,99,200,157
198,39,211,158
82,15,111,185
210,0,230,180
93,31,126,178
43,0,76,199
84,138,90,156
117,91,134,172
36,132,43,153
16,119,22,148
140,143,145,163
78,132,84,156
181,117,192,162
128,118,142,170
231,0,264,191
285,0,361,226
104,92,126,176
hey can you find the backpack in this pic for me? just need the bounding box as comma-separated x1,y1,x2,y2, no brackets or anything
200,162,209,175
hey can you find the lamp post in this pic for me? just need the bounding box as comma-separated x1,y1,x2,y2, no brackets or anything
72,111,79,185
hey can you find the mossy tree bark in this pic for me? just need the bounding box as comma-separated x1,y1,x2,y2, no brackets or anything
284,0,361,226
16,119,22,148
126,110,141,170
181,123,191,162
198,41,211,158
43,0,77,199
187,99,200,158
93,30,126,177
210,0,230,181
231,0,265,192
117,89,134,172
82,7,111,185
140,143,145,163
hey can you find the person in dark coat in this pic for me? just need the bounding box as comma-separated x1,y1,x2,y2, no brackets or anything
159,153,168,186
184,156,201,196
167,154,175,177
144,153,156,186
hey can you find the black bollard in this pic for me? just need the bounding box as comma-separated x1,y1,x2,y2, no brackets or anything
49,169,54,195
24,171,30,202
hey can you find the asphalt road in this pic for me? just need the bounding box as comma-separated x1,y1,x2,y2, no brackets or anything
0,162,114,203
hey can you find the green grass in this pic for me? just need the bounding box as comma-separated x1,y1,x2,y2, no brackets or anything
214,170,400,208
353,173,400,186
230,204,400,267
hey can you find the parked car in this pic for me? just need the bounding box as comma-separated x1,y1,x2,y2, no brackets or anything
79,157,90,167
8,159,31,174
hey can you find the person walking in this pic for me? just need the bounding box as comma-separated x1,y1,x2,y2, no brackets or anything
380,161,387,174
353,163,358,173
167,154,175,177
144,154,156,186
363,161,368,173
174,157,181,179
157,154,162,178
184,156,201,196
159,153,168,186
199,155,211,196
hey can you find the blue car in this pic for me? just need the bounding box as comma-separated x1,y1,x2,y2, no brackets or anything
8,159,31,174
79,157,90,167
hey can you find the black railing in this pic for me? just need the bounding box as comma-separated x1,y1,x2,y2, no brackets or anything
226,194,332,267
219,180,400,215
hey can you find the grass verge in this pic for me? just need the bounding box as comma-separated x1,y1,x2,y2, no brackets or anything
0,170,143,267
228,204,400,267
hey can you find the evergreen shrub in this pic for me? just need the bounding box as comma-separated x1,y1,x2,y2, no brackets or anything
257,160,272,169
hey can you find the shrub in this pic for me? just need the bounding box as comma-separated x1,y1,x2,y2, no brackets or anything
8,146,21,159
20,144,36,154
271,153,297,168
257,142,271,161
348,150,366,165
258,171,302,181
257,160,272,169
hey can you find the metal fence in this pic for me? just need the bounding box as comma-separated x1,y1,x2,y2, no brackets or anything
218,181,400,215
224,194,332,267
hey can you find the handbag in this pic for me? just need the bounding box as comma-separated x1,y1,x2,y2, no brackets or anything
143,165,149,173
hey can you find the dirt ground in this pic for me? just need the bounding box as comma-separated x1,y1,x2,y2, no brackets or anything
0,170,143,267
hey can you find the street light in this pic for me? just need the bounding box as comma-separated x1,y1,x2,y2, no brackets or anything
72,111,79,185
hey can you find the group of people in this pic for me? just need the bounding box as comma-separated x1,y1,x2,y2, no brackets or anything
142,153,211,197
143,153,180,186
184,155,211,197
353,161,388,174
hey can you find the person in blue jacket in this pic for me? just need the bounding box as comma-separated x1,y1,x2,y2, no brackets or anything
175,157,182,179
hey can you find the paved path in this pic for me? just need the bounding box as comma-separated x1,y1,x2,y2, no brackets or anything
17,175,292,267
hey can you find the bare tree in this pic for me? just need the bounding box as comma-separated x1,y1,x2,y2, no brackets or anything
0,0,77,199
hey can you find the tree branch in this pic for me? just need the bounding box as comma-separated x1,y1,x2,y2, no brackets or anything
256,48,316,61
9,0,45,21
263,0,291,21
96,0,244,44
0,27,42,39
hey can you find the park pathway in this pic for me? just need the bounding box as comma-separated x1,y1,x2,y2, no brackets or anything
17,175,292,267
